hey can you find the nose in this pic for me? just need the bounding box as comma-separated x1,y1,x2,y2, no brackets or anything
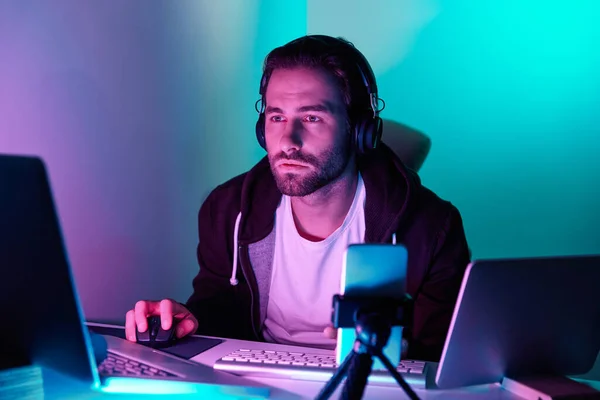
279,119,304,154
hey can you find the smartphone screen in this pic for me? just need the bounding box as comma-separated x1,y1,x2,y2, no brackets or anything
336,243,408,370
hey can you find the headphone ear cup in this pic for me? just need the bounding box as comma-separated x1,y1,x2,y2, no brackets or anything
352,119,361,154
362,118,374,153
371,116,383,150
355,117,371,154
255,113,266,149
354,118,367,154
354,115,383,154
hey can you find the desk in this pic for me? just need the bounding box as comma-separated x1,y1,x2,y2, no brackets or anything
37,323,598,400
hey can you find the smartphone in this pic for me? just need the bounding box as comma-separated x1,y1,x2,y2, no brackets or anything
336,243,408,370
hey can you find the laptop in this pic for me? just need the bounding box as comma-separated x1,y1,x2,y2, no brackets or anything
435,255,600,389
0,154,270,397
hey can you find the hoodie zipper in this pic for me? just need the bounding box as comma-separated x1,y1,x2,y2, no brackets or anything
238,244,260,340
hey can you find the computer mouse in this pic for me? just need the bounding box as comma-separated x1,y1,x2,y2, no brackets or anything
135,316,176,349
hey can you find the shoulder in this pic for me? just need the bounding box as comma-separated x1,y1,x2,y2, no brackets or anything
403,183,466,247
201,156,272,213
205,172,247,206
197,156,276,230
417,185,459,218
198,171,247,230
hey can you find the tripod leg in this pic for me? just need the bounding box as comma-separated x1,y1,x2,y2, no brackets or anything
341,352,373,400
315,352,355,400
373,349,421,400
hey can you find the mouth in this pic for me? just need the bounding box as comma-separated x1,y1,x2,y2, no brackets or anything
276,161,309,169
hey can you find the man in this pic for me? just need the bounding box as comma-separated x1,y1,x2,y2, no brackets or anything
125,35,470,362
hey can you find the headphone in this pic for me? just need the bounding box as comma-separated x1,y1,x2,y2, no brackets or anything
255,35,384,154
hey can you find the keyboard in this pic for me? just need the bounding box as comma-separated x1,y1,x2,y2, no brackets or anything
98,351,179,378
213,349,428,388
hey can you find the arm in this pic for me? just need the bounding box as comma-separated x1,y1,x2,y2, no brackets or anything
407,205,471,361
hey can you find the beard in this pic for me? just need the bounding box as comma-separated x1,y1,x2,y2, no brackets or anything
268,137,353,197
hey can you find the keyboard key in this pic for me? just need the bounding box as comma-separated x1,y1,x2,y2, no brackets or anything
98,351,178,378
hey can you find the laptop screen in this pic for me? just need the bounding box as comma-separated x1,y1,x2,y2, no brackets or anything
0,154,99,384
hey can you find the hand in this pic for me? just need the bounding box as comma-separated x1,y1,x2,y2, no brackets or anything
323,325,337,339
125,299,199,342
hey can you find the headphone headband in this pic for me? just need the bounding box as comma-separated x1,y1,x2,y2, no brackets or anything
258,35,379,110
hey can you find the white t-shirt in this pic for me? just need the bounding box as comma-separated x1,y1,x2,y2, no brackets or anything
262,174,366,349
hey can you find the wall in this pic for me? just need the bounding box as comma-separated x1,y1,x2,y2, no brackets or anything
308,0,600,259
0,0,306,321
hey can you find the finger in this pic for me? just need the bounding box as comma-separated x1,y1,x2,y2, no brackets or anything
125,310,136,341
134,300,159,332
168,301,199,337
174,317,198,339
167,300,195,319
159,299,191,330
323,326,337,339
134,301,149,332
159,299,174,330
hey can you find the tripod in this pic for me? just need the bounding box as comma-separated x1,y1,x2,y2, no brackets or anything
315,296,421,400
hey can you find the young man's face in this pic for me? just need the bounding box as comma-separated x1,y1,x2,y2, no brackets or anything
264,67,353,197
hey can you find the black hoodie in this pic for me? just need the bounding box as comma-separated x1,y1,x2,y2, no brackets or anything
186,143,470,362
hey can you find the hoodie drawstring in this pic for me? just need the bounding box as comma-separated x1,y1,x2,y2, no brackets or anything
230,212,242,286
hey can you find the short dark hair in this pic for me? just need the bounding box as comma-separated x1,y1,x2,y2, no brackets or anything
260,35,374,125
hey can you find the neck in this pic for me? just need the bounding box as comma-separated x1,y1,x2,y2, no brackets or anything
290,167,359,242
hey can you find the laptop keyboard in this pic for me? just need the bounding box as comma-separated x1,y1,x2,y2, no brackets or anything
213,349,428,388
98,351,178,378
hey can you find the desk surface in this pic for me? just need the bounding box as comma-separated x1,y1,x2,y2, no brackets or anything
38,323,599,400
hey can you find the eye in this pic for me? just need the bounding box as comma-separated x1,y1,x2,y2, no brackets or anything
304,115,321,123
269,115,286,123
